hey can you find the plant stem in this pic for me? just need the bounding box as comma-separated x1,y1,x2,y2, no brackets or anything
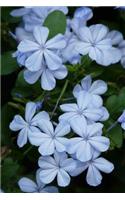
106,121,118,133
51,79,69,119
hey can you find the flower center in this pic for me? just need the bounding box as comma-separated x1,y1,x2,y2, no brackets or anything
91,42,96,47
40,44,46,51
77,109,84,115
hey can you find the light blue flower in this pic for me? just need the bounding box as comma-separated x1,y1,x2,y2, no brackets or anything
73,75,107,107
106,30,123,46
70,7,93,33
24,64,68,91
61,33,81,65
118,110,125,130
18,26,66,72
75,24,121,66
119,40,125,68
18,169,58,193
67,118,110,162
59,92,108,127
22,7,68,32
9,102,50,147
10,7,31,17
38,151,77,187
71,151,114,186
12,51,31,67
10,27,33,43
29,121,70,156
11,7,68,32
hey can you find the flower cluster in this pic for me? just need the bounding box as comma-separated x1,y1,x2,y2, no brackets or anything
10,75,114,191
11,6,124,91
9,6,125,193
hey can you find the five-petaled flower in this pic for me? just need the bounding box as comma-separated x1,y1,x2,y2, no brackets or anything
18,26,66,71
38,151,77,187
67,118,110,162
73,75,107,107
59,92,109,128
70,151,114,186
18,169,58,193
29,121,70,155
9,102,50,147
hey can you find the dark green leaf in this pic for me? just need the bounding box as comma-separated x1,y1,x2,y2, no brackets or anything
1,51,18,75
44,10,66,39
107,124,123,148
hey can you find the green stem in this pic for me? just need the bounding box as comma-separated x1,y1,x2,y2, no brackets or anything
51,79,69,119
106,121,118,133
23,146,33,156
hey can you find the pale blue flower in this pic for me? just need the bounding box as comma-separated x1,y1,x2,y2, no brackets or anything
38,151,77,187
23,7,68,32
18,26,66,72
67,118,110,162
106,30,123,45
119,40,125,68
24,64,68,91
73,75,107,107
18,169,58,193
61,34,81,65
59,92,108,127
11,7,68,32
10,7,31,17
71,151,114,186
74,7,93,21
29,121,70,156
118,110,125,130
9,102,50,147
70,7,93,33
12,51,31,67
10,27,33,43
75,24,121,66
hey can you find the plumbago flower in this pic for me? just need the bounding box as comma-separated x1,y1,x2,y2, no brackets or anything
73,75,107,107
29,121,70,156
59,91,109,128
70,7,93,34
38,151,77,187
118,110,125,130
24,62,68,91
119,40,125,68
9,102,50,147
18,26,66,72
18,169,58,193
106,30,125,68
11,7,68,32
70,151,114,186
75,24,121,66
61,7,93,65
67,118,110,162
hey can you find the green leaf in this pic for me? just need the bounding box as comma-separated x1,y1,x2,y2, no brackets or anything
1,157,20,191
11,70,42,98
44,10,66,39
107,125,123,148
106,87,125,117
1,51,18,75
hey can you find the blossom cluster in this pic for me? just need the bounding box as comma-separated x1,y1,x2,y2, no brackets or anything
10,75,114,191
11,6,125,92
9,6,125,193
